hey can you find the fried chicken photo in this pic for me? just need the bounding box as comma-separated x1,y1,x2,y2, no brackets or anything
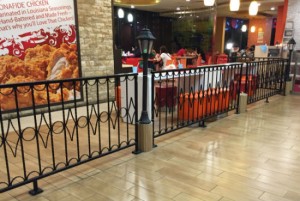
0,55,26,84
24,44,56,81
0,43,79,111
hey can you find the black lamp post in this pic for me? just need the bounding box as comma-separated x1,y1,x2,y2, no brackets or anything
286,38,296,82
136,28,156,124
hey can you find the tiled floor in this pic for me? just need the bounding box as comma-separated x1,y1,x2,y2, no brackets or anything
1,94,300,201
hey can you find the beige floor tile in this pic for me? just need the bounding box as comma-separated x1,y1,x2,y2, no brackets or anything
211,186,262,201
42,189,70,201
157,167,216,191
284,190,300,201
60,183,97,200
79,177,135,201
2,95,300,201
92,171,135,191
216,172,287,197
127,185,173,201
260,192,292,201
157,177,222,201
82,194,114,201
173,192,206,201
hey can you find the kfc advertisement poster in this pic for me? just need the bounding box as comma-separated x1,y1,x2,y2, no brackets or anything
0,0,81,111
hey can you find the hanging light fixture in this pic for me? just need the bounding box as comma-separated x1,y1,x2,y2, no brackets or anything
204,0,215,6
127,13,133,22
117,8,124,18
250,26,256,33
114,0,160,5
230,0,240,11
249,1,259,16
241,25,247,32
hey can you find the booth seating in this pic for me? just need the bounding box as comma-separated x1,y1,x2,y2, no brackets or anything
178,88,230,121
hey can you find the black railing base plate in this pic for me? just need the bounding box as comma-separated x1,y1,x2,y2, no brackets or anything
29,188,43,196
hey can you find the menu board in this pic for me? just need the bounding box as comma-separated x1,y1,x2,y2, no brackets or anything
0,0,81,111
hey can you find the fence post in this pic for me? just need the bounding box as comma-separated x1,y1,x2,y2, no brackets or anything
284,59,292,96
238,92,248,113
236,63,243,114
29,180,43,195
135,28,155,152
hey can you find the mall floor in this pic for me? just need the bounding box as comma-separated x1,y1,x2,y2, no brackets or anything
1,94,300,201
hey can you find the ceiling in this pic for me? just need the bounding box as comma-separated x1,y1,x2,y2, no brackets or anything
114,0,285,19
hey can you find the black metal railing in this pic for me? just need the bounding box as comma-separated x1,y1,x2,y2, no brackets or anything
0,73,138,194
151,63,243,137
241,59,286,104
152,58,286,137
0,57,287,195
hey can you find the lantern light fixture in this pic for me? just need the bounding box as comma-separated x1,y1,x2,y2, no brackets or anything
117,8,124,18
249,1,259,16
241,25,247,32
250,26,256,33
287,38,296,51
136,28,156,123
230,0,240,11
204,0,215,6
127,13,133,22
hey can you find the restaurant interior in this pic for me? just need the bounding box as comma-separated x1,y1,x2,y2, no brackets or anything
113,0,288,73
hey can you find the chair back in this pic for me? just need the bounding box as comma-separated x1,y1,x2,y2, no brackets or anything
206,56,212,65
165,59,174,66
196,55,203,66
179,58,187,68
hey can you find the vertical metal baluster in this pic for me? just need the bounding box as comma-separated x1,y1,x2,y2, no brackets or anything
43,83,56,171
13,86,27,185
29,84,43,195
0,87,12,191
60,82,69,164
73,80,81,160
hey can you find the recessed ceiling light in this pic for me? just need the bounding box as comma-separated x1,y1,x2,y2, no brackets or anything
131,5,135,8
186,0,190,1
271,7,275,11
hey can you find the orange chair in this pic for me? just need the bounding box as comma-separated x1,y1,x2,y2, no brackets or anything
216,54,228,64
165,59,174,66
196,55,203,66
179,58,187,68
206,56,212,65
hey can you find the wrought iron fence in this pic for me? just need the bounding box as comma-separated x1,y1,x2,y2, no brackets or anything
0,74,138,194
241,59,286,104
0,58,287,195
151,63,243,138
152,58,286,137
